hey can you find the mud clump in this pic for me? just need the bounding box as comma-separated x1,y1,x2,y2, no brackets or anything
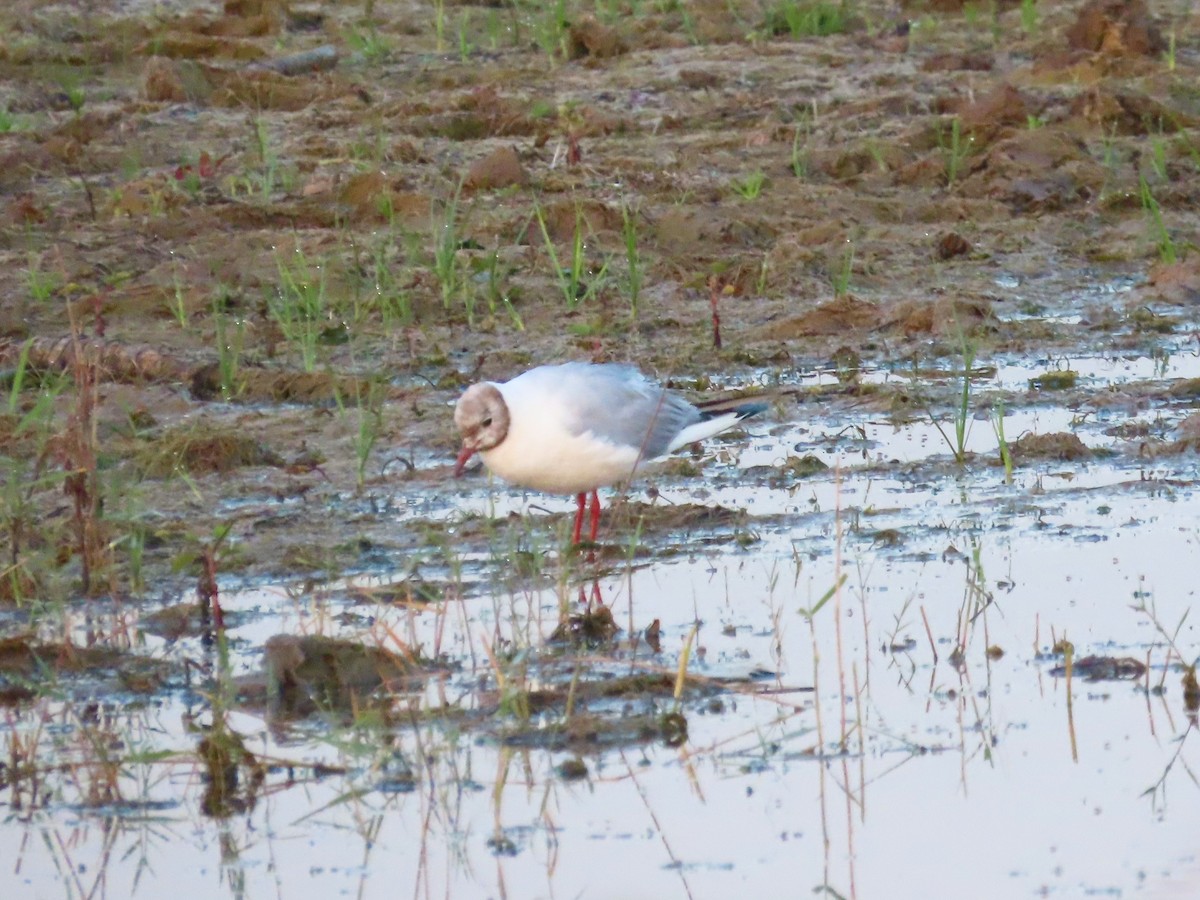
761,296,880,340
142,56,191,102
885,297,995,337
936,232,971,260
139,426,283,476
1029,371,1078,391
1010,432,1091,463
963,129,1104,212
1167,380,1200,401
189,364,391,404
1064,0,1165,57
954,84,1031,141
745,454,828,487
0,634,169,702
1175,413,1200,444
619,501,751,534
1142,260,1200,306
1050,655,1147,681
568,17,626,59
464,145,527,191
548,602,620,646
258,634,420,715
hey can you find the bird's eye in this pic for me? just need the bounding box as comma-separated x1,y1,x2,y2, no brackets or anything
482,416,493,427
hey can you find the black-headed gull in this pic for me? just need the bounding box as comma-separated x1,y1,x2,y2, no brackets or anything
453,362,766,543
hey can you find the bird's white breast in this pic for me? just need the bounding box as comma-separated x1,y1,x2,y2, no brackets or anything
478,377,646,494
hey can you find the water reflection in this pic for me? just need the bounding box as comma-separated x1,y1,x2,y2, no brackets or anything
6,335,1200,897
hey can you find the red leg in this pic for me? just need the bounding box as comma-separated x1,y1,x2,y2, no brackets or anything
572,492,586,544
578,581,604,609
588,489,601,543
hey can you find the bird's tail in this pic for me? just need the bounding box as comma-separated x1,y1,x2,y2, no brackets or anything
668,398,768,451
697,398,769,421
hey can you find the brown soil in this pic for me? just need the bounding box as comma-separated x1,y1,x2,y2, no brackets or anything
0,0,1198,599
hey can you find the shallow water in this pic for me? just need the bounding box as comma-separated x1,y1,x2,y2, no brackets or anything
5,302,1200,899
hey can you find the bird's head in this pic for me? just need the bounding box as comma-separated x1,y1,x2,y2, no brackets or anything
453,383,509,476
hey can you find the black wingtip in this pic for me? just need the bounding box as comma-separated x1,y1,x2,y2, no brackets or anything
699,401,768,422
733,402,769,421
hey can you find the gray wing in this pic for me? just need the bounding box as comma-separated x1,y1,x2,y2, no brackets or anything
520,363,701,457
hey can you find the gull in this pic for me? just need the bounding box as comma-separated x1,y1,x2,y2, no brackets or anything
453,362,766,543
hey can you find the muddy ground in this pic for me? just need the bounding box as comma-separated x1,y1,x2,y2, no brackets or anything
2,0,1200,896
1,0,1197,591
0,0,1197,580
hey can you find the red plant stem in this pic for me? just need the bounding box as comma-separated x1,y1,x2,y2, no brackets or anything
708,275,723,350
201,548,225,632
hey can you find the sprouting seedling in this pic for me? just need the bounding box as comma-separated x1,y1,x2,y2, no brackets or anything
1097,122,1123,201
432,184,466,310
6,339,32,415
212,291,245,399
271,248,327,372
533,0,570,61
26,253,59,304
357,228,413,326
469,247,523,329
939,117,970,188
791,113,812,178
831,241,854,297
756,255,770,295
866,140,888,173
927,323,978,464
1101,122,1121,170
169,265,189,327
990,401,1013,485
58,73,86,114
1139,174,1177,264
534,203,609,310
951,334,976,462
458,10,473,60
1019,0,1038,33
346,24,392,62
1149,125,1169,181
732,170,766,200
771,0,848,38
483,8,504,49
433,0,447,52
241,116,296,200
336,379,385,494
2,350,69,605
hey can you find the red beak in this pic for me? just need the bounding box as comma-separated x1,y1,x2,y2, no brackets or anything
453,444,476,477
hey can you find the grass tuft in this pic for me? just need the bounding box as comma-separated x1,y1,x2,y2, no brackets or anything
765,0,850,38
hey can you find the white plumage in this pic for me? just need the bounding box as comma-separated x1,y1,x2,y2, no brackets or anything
452,362,765,543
